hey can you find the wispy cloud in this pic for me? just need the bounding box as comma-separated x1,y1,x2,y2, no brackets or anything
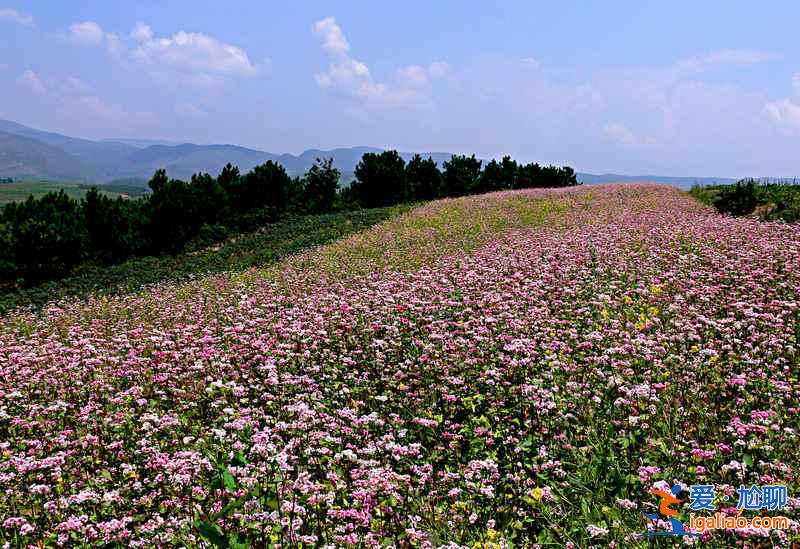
17,69,46,95
0,7,33,26
14,68,156,130
603,122,640,146
174,102,207,118
395,62,451,87
521,57,540,70
675,48,775,72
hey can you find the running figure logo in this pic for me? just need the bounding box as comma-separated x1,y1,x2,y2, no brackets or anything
641,484,701,537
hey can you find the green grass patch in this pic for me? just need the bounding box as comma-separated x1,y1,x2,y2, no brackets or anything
0,180,128,205
279,191,573,280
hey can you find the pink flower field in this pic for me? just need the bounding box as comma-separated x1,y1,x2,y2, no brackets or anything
1,185,799,547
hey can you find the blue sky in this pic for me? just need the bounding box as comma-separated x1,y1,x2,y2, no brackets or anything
2,1,800,176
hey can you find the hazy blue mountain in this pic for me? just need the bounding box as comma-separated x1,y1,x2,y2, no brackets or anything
297,146,382,173
0,131,90,180
101,138,184,148
90,142,463,184
122,143,286,181
0,119,745,188
0,120,136,177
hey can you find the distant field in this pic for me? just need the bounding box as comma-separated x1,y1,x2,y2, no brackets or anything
0,180,131,205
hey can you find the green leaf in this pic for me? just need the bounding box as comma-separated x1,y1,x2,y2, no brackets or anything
232,450,248,466
228,533,249,549
265,496,279,511
213,495,248,520
222,469,237,491
195,520,228,548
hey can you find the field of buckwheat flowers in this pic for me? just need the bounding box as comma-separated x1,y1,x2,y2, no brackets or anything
1,184,799,548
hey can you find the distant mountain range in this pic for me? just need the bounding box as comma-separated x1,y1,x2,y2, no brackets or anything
0,119,739,189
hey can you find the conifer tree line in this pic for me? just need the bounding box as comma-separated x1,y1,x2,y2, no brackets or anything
0,152,578,284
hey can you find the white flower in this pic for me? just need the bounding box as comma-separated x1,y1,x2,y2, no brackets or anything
586,524,609,538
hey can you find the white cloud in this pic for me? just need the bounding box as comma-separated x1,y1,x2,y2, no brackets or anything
69,21,105,45
313,17,447,111
763,74,800,133
130,21,153,42
676,48,775,72
764,99,800,131
129,24,259,84
0,7,33,26
18,69,46,95
314,17,350,55
69,21,126,57
396,62,451,87
66,20,260,88
312,17,375,97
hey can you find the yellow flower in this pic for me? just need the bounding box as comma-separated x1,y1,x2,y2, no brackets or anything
650,284,663,296
531,487,544,501
600,308,610,319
